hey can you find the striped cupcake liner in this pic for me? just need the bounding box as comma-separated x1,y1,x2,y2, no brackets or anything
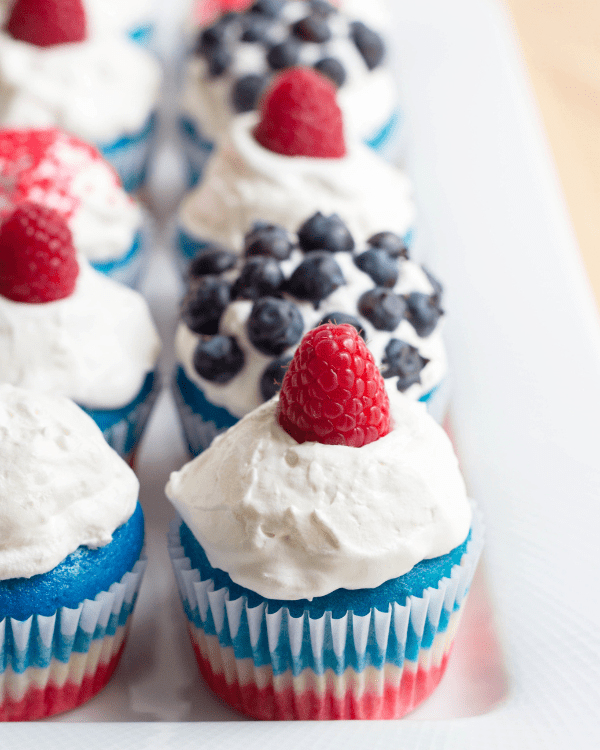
89,209,153,289
98,112,157,194
128,23,156,49
0,557,146,721
365,110,402,158
178,116,215,189
168,506,484,720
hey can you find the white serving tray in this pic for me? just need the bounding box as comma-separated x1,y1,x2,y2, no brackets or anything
3,0,600,746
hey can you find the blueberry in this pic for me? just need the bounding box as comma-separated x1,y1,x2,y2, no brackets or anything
292,15,331,43
381,338,429,391
244,222,294,260
260,355,292,401
195,23,226,56
181,276,231,335
249,0,283,17
405,292,443,337
314,57,346,87
358,288,407,331
317,312,366,339
247,297,304,356
231,256,284,300
240,14,273,42
310,0,336,16
422,266,444,298
188,246,238,280
297,212,355,253
368,231,408,259
206,45,232,77
286,251,345,306
231,73,269,113
193,335,245,383
354,248,398,287
267,38,301,70
350,21,385,70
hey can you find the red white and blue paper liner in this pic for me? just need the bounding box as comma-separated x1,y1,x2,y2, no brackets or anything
98,113,157,194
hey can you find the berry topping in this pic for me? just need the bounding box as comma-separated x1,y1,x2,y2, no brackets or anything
267,38,301,70
314,57,346,88
310,0,335,16
232,74,269,113
368,231,408,259
358,288,407,331
193,335,245,383
405,292,444,338
244,222,294,259
381,339,429,392
247,296,304,356
6,0,87,48
0,202,78,303
354,248,398,287
188,247,238,279
181,276,231,335
196,22,228,55
277,323,391,447
250,0,284,17
350,21,385,70
286,251,345,306
318,311,365,339
297,212,354,253
207,45,232,76
260,354,292,401
292,15,331,43
232,256,284,300
422,266,444,298
240,14,273,42
253,68,346,158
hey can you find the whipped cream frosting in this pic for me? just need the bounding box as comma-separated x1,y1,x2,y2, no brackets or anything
0,258,161,409
0,129,142,262
84,0,155,37
0,383,139,580
179,112,414,249
0,33,161,144
177,252,445,417
167,386,472,600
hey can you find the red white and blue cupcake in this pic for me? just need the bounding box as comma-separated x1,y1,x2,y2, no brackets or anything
0,384,146,721
167,323,483,720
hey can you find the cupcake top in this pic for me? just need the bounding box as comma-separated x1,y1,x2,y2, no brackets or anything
0,383,139,580
179,68,413,249
181,0,396,144
176,212,444,417
167,324,471,600
0,202,160,409
0,128,142,262
83,0,155,38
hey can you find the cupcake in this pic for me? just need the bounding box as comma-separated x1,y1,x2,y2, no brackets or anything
167,323,483,720
173,213,446,455
180,0,398,184
0,383,146,721
84,0,158,48
0,0,162,193
0,127,150,288
0,202,161,465
177,67,413,268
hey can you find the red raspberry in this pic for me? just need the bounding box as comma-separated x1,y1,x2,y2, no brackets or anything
277,323,391,447
254,68,347,159
6,0,87,48
0,202,79,303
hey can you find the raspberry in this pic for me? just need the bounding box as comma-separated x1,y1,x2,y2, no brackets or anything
253,68,346,158
6,0,87,48
277,323,391,447
0,202,79,303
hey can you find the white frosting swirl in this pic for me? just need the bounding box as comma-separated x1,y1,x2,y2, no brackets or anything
166,386,472,600
0,34,161,144
0,384,139,580
0,259,161,409
84,0,156,38
179,112,414,249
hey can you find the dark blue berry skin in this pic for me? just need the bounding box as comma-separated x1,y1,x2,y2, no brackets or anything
267,38,301,69
181,276,231,335
240,14,273,42
244,222,294,260
405,293,443,337
310,0,336,16
188,247,238,280
206,45,232,76
314,57,346,87
231,256,284,300
260,355,292,401
368,231,408,259
297,212,355,253
350,21,385,70
317,312,366,339
381,338,429,391
247,297,304,356
354,248,398,287
292,15,331,43
358,288,407,331
249,0,284,17
422,266,444,299
286,251,345,306
195,23,227,55
193,335,245,383
231,73,269,113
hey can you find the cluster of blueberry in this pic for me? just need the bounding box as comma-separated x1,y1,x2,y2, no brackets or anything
181,213,443,401
195,0,386,114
